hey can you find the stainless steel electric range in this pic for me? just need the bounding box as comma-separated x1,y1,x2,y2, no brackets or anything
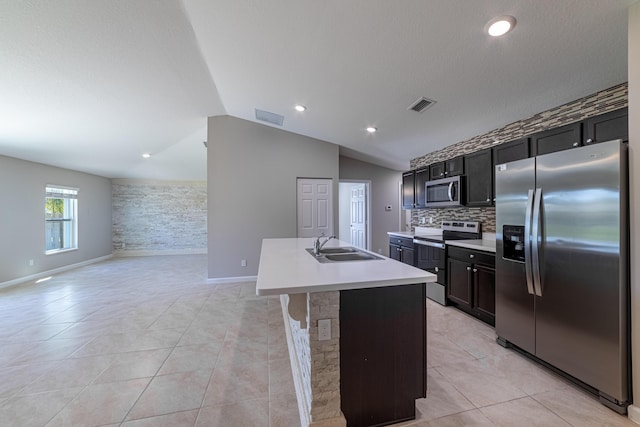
413,221,481,305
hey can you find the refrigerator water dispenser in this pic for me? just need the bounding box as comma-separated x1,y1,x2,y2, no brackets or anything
503,225,525,262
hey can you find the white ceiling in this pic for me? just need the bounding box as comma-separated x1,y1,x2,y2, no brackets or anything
0,0,635,179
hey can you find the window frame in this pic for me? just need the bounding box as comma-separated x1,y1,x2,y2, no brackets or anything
45,185,79,255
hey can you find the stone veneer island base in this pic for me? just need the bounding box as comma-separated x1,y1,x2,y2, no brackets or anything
257,238,435,427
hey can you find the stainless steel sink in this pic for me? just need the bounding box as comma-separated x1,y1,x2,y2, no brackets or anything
324,253,381,261
319,247,358,254
306,248,384,263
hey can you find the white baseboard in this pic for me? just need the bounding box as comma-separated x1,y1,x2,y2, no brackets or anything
206,275,257,284
113,248,207,257
627,405,640,425
0,254,113,290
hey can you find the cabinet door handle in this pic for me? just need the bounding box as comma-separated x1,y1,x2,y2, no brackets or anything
466,266,472,271
586,138,593,143
486,198,490,202
435,267,439,272
572,142,579,147
469,254,475,259
473,268,478,273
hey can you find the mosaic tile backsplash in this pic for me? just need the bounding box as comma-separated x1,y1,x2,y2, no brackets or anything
409,82,628,233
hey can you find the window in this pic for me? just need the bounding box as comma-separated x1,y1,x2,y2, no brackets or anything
45,186,78,253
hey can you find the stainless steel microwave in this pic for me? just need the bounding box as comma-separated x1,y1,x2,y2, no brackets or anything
425,175,465,207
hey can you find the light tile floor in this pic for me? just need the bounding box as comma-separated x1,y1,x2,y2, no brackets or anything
0,255,298,427
0,255,635,426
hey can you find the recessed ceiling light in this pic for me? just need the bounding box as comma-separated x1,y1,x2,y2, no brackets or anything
486,15,516,37
295,105,307,112
142,153,151,159
366,127,377,133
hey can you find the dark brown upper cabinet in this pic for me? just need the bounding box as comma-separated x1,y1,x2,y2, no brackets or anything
401,171,416,209
465,148,493,207
584,107,628,145
429,156,464,180
530,122,582,156
414,167,430,209
401,167,430,209
492,137,530,165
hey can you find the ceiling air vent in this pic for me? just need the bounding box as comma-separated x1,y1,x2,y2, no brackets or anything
255,108,284,126
408,97,436,113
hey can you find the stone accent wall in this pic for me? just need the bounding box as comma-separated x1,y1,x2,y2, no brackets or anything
409,82,628,232
284,291,342,425
112,179,207,255
308,291,341,421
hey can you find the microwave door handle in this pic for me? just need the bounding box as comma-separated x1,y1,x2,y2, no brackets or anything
448,182,454,202
524,189,535,295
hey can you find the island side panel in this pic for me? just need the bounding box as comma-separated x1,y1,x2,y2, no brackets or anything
282,291,344,426
282,293,313,419
340,283,427,427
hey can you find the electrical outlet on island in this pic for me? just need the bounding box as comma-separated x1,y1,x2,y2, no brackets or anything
318,319,331,341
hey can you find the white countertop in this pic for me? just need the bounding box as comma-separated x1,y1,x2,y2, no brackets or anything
447,231,495,253
388,227,443,240
387,230,414,238
388,229,496,253
256,238,435,296
446,239,496,253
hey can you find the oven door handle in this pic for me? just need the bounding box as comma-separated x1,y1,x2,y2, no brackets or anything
413,239,445,249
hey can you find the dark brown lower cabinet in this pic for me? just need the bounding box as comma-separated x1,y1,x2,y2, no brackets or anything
340,283,426,427
447,246,495,325
447,257,473,306
473,264,496,320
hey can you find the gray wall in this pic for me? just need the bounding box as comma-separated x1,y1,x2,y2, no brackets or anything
339,156,402,257
0,155,112,284
112,179,207,255
207,116,339,279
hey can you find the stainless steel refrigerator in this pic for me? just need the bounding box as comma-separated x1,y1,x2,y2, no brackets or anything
495,139,630,412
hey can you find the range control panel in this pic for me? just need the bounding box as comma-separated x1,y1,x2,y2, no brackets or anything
441,221,480,234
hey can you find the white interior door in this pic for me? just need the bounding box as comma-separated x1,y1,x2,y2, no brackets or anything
350,184,366,249
297,178,333,238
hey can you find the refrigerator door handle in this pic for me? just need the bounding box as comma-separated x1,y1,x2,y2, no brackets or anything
524,189,535,295
532,187,543,297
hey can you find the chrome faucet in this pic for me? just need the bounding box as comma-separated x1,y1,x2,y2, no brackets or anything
313,233,336,256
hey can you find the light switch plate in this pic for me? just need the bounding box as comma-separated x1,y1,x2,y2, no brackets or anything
318,319,331,341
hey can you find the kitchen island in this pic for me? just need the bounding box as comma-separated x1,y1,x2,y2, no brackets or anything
256,238,435,427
